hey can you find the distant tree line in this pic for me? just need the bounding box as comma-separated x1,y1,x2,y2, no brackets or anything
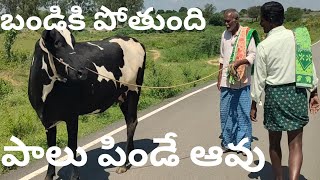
240,6,310,22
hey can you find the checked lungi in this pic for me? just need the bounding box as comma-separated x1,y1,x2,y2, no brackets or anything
220,85,252,149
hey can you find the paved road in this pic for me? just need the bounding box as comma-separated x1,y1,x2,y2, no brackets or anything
1,41,320,180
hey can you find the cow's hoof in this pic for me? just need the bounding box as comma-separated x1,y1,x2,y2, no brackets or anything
116,166,127,174
44,175,54,180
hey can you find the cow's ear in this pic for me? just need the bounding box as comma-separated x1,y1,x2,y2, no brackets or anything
41,30,50,41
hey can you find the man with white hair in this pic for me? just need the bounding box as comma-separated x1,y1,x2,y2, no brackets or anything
217,8,260,155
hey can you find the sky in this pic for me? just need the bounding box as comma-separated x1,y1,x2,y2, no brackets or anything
144,0,320,11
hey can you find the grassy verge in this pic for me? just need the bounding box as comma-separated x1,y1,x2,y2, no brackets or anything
0,28,220,174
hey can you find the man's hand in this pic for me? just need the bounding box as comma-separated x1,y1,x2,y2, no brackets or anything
250,101,257,122
217,81,221,91
309,90,320,114
232,59,249,69
233,60,241,69
217,63,223,91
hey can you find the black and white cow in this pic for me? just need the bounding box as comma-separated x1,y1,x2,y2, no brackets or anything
28,28,146,180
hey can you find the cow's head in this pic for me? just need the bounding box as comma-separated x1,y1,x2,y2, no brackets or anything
41,28,88,81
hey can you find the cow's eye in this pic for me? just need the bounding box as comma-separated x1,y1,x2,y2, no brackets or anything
54,41,61,48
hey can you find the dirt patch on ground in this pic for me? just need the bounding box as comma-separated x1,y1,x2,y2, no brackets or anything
149,50,161,61
207,59,220,66
0,72,20,86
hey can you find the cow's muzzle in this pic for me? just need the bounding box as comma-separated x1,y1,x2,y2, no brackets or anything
77,68,88,80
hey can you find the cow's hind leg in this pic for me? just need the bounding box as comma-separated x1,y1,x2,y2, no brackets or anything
117,90,139,174
45,126,57,180
66,116,80,180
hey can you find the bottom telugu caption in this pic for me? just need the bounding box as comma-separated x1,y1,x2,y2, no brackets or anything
1,132,265,172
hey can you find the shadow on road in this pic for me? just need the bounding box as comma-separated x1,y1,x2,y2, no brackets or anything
248,160,307,180
252,136,259,142
218,135,259,142
56,138,159,180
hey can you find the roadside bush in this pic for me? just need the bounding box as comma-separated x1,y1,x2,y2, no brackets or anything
5,106,39,139
181,64,201,87
208,13,224,26
10,52,32,63
0,80,13,99
197,28,221,58
4,30,19,59
145,61,184,99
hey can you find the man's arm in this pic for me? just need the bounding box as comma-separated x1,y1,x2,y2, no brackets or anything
309,61,319,114
218,63,223,91
234,37,257,69
250,45,267,121
218,32,225,91
310,88,320,114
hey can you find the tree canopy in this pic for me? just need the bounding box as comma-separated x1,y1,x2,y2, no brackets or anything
247,6,260,22
285,7,303,22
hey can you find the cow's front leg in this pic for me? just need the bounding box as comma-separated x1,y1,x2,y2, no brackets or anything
117,91,139,174
66,116,80,180
45,126,57,180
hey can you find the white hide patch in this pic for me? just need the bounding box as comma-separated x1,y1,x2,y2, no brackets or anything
118,91,128,103
109,38,145,92
39,38,66,103
41,56,56,102
32,57,35,65
93,62,117,87
87,42,104,50
90,109,101,114
58,29,74,50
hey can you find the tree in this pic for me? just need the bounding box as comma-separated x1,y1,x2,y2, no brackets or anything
38,0,62,14
0,0,21,16
208,13,224,26
306,9,312,14
125,0,144,16
4,29,18,59
0,3,3,13
179,7,187,13
239,9,247,16
69,0,96,15
247,6,260,22
40,0,73,16
202,3,216,19
157,9,165,14
18,0,42,18
0,0,46,19
285,7,303,22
